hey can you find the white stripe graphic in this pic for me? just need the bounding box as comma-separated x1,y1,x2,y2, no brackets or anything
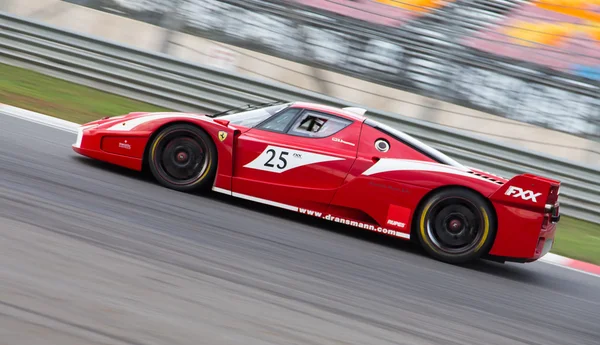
73,127,84,148
106,113,205,131
72,124,98,148
212,187,232,195
213,188,299,211
362,159,499,184
231,192,299,211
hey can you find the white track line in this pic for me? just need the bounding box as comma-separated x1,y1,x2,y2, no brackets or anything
0,103,79,133
1,103,599,278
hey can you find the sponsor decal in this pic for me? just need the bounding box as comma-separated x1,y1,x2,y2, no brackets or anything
298,208,410,239
332,137,355,146
211,187,411,240
386,204,411,229
368,181,409,193
244,145,344,173
505,186,542,202
118,140,131,150
387,219,406,228
218,131,228,142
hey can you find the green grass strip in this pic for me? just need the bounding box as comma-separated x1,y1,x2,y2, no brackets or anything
0,63,172,124
553,216,600,265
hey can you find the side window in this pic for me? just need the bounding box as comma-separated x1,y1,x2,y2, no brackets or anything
288,111,352,138
256,108,302,132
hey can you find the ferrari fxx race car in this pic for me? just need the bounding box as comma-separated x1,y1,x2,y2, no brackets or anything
72,101,561,264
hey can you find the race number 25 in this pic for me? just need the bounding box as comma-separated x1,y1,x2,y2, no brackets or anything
264,149,288,169
243,145,344,173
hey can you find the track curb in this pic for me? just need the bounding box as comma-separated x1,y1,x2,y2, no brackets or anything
539,253,600,278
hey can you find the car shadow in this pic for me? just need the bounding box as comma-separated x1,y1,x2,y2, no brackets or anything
71,156,155,182
71,154,552,283
462,259,544,282
201,193,565,286
209,190,424,251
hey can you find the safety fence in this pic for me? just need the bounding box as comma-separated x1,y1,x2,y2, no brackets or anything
60,0,600,141
1,11,600,224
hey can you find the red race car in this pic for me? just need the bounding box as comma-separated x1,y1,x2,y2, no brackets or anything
72,101,561,264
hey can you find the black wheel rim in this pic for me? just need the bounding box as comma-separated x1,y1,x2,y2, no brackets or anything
153,130,210,186
425,197,485,254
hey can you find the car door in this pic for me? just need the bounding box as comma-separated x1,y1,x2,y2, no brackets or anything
232,106,361,211
328,119,443,236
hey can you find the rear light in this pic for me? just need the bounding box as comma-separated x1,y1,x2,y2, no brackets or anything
546,185,560,204
544,202,560,224
543,184,560,224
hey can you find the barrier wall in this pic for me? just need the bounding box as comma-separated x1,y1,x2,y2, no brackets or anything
2,0,600,167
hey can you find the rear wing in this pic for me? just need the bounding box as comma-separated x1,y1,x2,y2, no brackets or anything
490,173,560,223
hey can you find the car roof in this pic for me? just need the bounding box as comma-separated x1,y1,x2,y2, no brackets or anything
289,102,368,122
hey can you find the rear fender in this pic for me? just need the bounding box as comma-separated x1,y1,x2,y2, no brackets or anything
487,174,560,259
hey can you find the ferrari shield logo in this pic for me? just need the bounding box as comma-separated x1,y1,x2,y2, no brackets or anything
218,131,227,142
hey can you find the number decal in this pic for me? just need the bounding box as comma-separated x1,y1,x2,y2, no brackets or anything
263,149,289,170
244,145,344,173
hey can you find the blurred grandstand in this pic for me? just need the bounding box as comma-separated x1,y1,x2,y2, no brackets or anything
62,0,600,140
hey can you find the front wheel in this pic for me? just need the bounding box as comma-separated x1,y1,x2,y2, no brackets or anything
415,188,497,264
147,124,217,192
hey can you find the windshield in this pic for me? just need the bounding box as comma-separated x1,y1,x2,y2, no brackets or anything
218,103,291,128
366,119,465,168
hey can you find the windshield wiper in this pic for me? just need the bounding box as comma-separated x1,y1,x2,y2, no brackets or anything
208,100,288,117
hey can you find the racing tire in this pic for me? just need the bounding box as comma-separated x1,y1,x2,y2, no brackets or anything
415,187,497,264
147,124,217,193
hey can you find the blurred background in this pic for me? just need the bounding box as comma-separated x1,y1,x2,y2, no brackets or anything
3,4,600,344
2,0,600,166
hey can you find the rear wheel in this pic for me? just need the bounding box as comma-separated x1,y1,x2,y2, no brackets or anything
147,124,217,192
415,188,496,264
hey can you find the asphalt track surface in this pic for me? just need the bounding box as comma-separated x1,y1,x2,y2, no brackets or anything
1,114,599,345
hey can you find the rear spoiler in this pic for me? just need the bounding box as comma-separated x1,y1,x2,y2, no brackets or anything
490,173,560,223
